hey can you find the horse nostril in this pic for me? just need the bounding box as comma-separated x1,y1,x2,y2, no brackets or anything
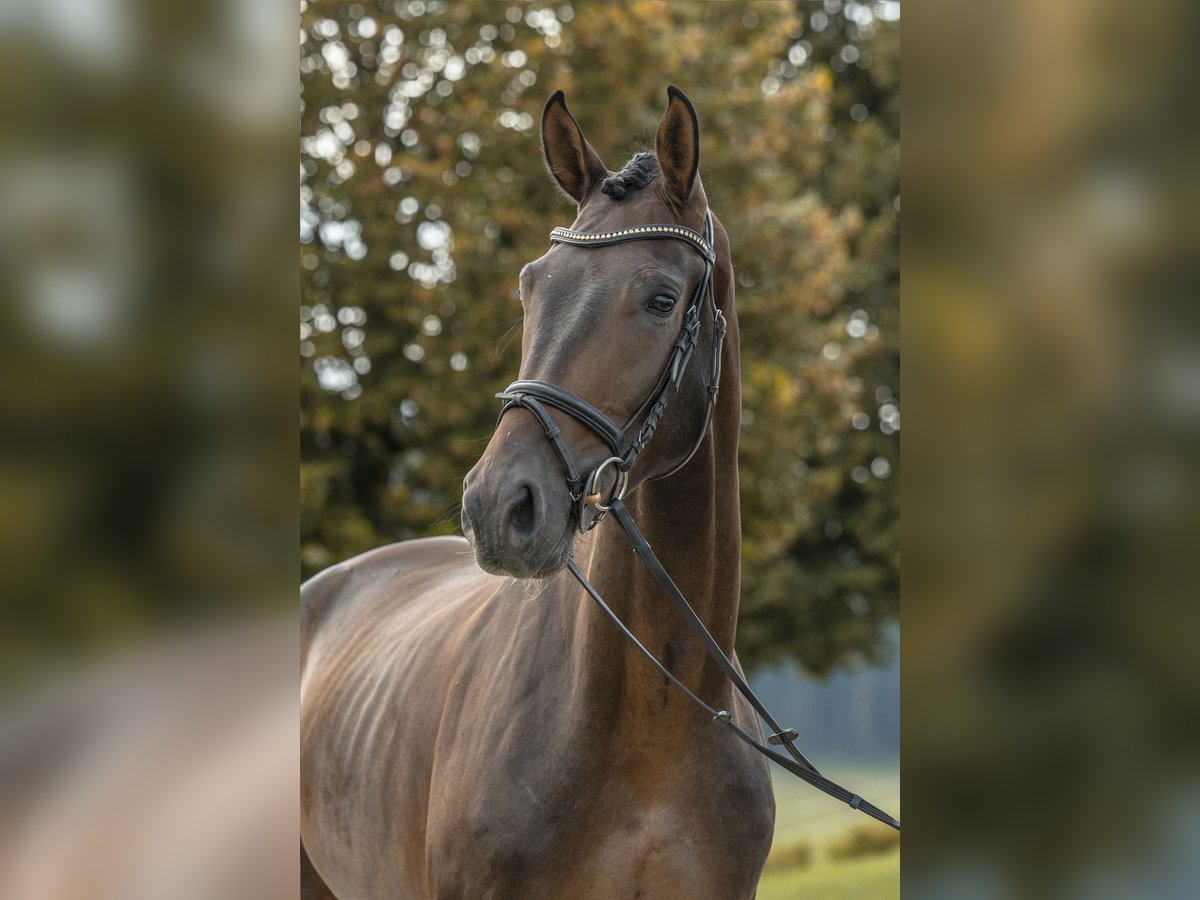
509,486,536,541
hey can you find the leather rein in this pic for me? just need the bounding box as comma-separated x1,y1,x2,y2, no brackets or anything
496,211,900,832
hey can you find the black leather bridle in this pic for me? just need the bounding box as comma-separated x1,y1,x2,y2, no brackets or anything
496,211,900,832
498,212,725,533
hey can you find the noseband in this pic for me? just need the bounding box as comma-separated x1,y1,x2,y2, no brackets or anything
496,210,726,532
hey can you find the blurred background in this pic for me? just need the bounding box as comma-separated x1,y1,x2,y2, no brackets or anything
904,0,1200,897
299,2,899,893
1,0,1197,898
0,0,299,898
299,0,901,680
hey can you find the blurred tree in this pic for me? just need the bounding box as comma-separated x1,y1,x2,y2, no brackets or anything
300,0,899,676
733,1,900,675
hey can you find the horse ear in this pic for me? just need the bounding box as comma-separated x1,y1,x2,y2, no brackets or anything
541,91,608,204
655,85,701,205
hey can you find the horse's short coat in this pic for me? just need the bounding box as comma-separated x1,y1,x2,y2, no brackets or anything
301,88,775,899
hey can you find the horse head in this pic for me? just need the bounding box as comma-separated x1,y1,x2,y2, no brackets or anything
462,86,726,578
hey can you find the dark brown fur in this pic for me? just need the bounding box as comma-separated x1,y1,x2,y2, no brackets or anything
301,88,774,899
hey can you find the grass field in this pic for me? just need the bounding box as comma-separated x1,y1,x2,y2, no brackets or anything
758,764,900,899
769,764,900,846
758,848,900,900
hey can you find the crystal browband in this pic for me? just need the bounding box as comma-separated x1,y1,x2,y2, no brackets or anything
549,224,716,263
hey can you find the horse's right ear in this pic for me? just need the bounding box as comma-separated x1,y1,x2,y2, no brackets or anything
541,91,608,204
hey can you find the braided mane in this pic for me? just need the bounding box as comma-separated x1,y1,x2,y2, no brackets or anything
599,151,659,200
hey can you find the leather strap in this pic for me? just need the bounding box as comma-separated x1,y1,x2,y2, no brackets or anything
550,222,716,263
568,561,899,830
499,381,627,456
570,499,901,831
499,393,585,500
609,500,818,774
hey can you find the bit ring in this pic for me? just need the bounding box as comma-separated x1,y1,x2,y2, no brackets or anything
584,457,629,512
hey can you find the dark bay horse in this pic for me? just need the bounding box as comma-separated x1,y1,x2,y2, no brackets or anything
301,87,774,899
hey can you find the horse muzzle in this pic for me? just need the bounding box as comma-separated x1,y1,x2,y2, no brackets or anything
461,439,574,579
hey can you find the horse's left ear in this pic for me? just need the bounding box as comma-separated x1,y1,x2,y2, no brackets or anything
655,85,701,206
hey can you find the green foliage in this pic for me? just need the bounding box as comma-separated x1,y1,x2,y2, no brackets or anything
300,1,899,675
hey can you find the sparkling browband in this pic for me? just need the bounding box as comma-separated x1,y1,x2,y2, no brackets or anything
549,223,716,263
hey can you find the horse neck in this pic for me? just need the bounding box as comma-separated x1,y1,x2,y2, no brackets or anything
572,322,742,707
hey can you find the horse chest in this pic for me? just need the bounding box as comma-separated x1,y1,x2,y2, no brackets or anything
429,732,773,900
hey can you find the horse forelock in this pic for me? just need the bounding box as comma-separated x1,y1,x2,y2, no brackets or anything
599,151,659,200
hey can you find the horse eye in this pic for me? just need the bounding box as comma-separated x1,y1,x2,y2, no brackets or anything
648,295,677,315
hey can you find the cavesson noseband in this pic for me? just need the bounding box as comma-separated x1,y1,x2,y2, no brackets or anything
497,211,726,532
